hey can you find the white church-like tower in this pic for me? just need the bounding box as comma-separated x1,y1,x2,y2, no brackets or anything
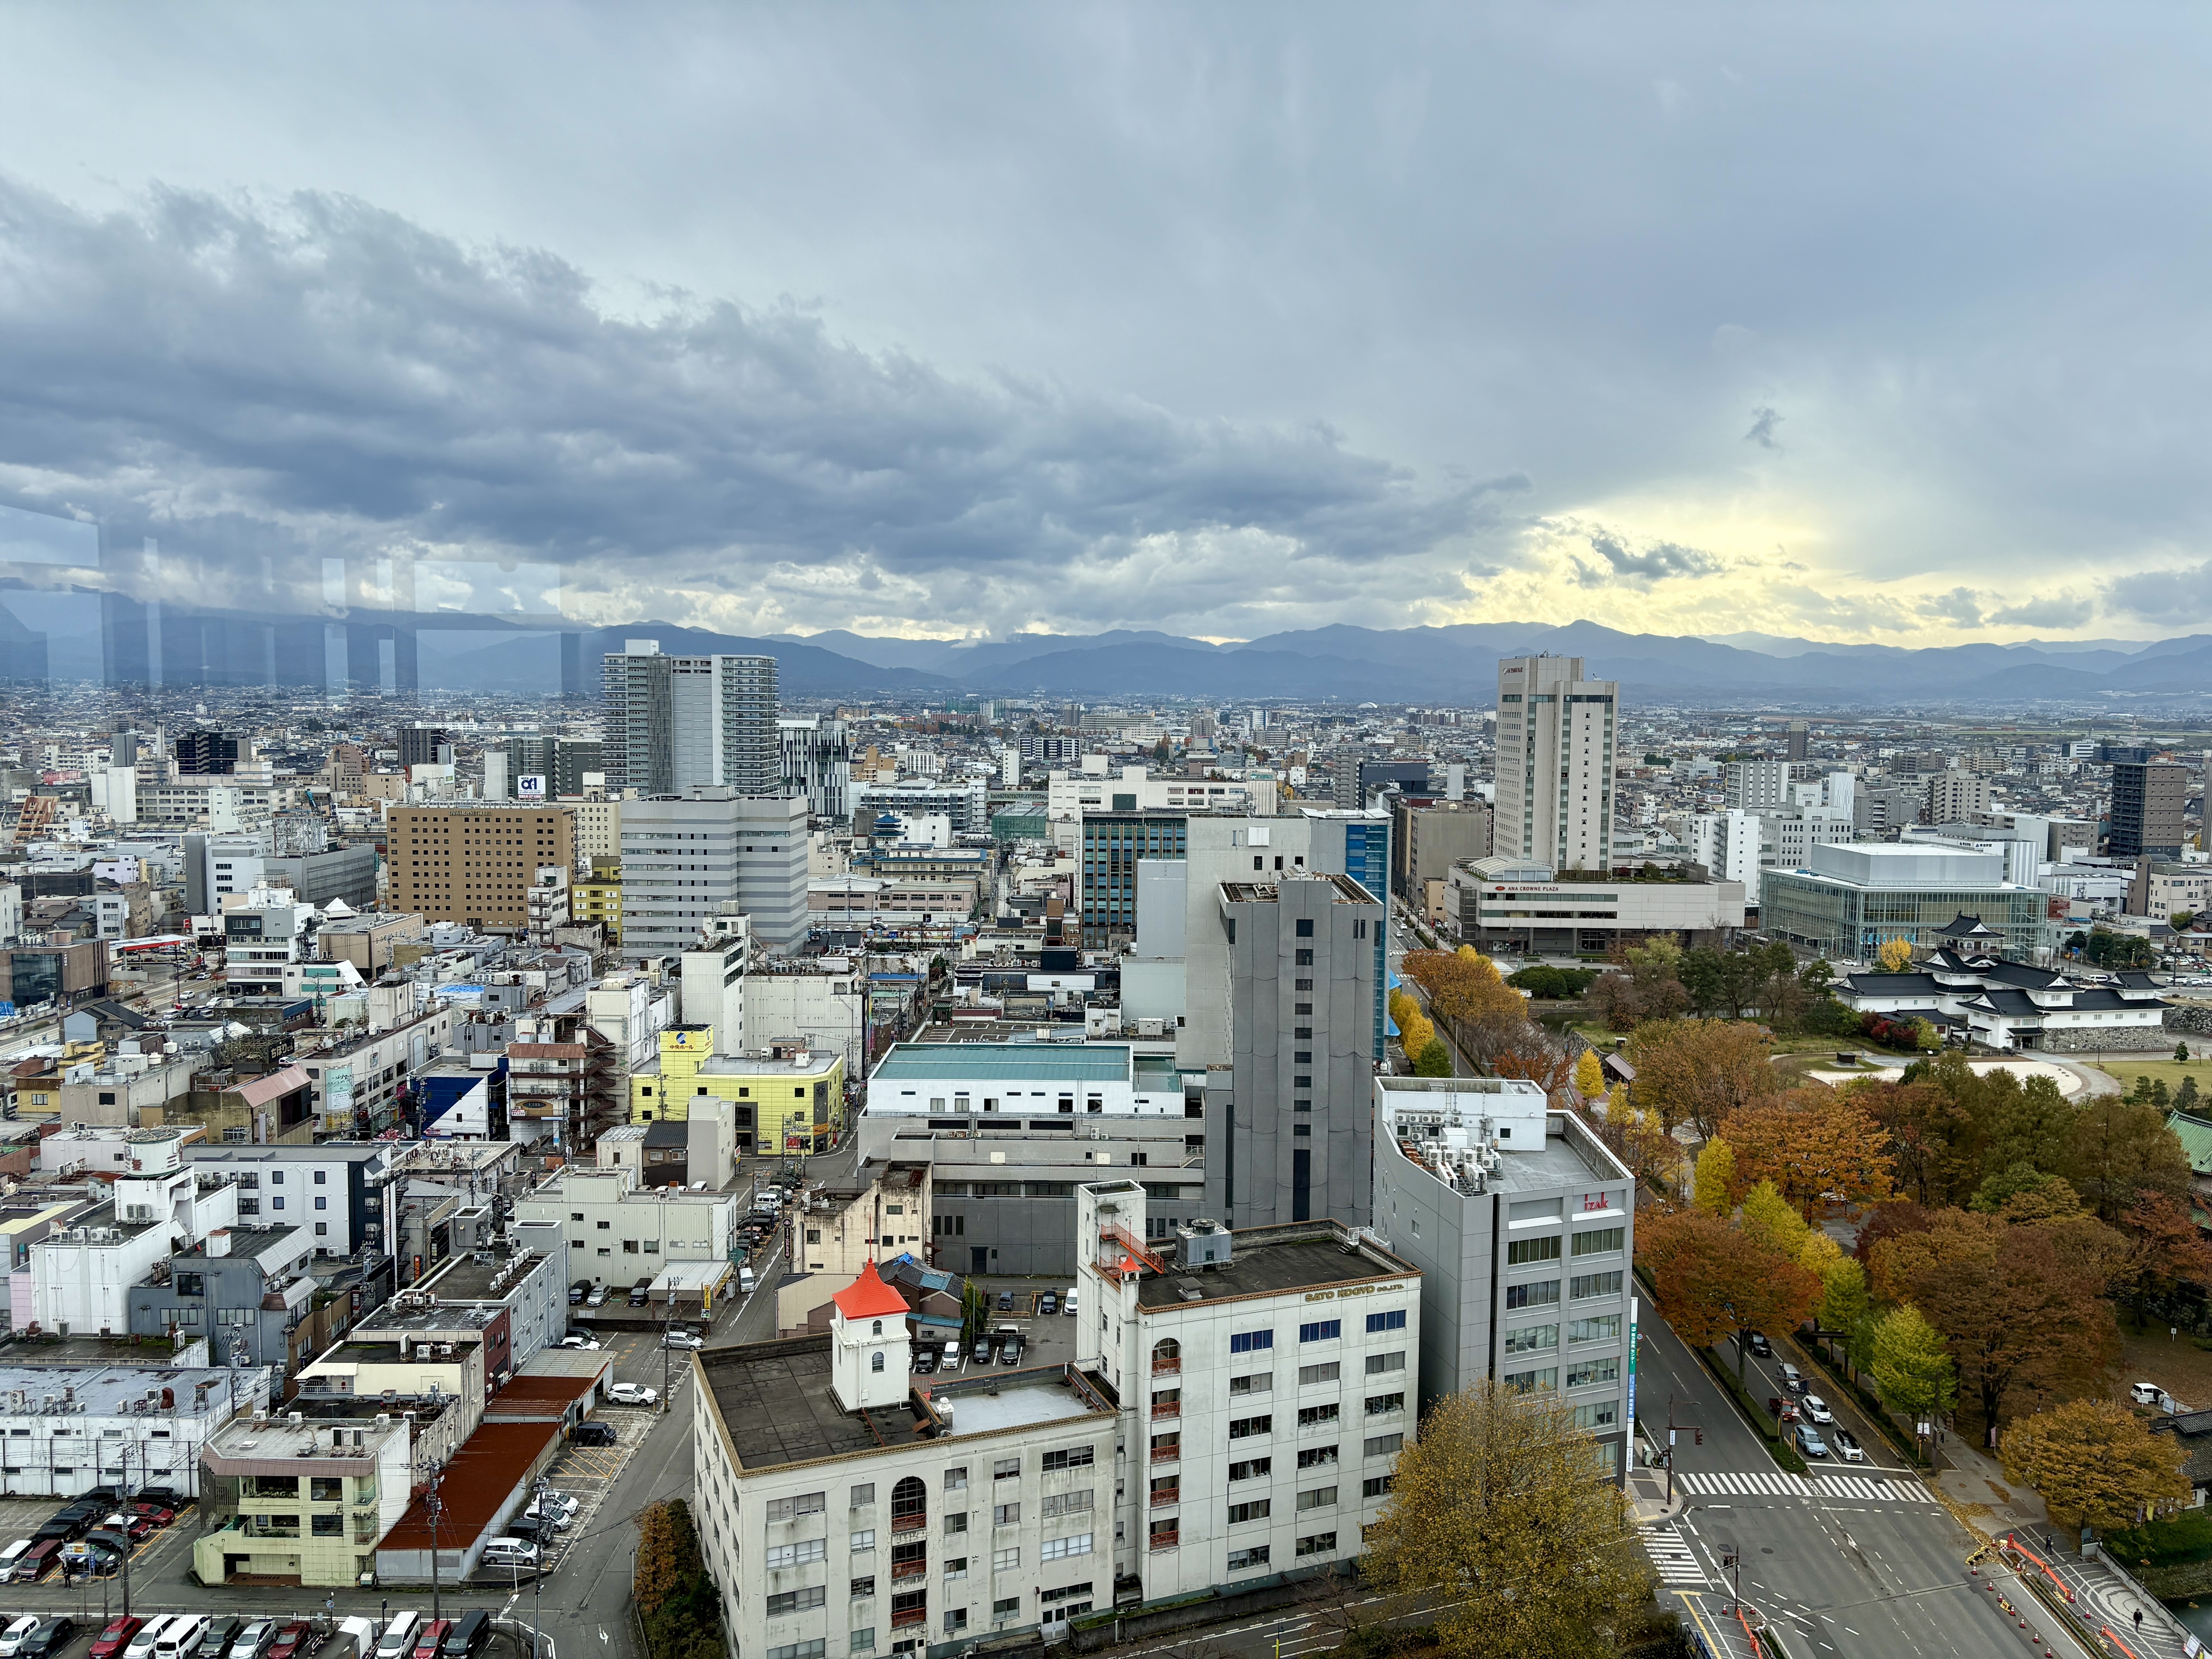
828,1260,912,1411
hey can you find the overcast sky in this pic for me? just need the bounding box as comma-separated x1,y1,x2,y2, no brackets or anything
2,4,2209,646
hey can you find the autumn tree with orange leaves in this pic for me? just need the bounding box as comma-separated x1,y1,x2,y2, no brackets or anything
1636,1206,1823,1386
1720,1086,1896,1218
1623,1018,1781,1138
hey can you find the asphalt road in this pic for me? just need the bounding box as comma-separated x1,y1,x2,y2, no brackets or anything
1636,1312,2028,1659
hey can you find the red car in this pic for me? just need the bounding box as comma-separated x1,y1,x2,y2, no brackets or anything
99,1514,154,1544
268,1623,316,1659
130,1505,175,1528
89,1619,143,1659
410,1622,452,1659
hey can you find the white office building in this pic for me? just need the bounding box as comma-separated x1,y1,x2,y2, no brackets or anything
691,1183,1420,1656
1494,656,1618,874
621,787,810,955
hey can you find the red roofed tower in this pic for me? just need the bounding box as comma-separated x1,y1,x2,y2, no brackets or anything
830,1260,911,1411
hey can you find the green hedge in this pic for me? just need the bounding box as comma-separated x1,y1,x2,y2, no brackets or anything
2100,1508,2212,1569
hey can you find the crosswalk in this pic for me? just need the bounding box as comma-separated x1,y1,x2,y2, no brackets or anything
1640,1522,1711,1588
1673,1470,1936,1503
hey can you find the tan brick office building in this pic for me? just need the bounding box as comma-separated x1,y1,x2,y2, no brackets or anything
385,805,575,928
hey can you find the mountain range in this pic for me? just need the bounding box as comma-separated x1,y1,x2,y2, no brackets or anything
10,598,2209,708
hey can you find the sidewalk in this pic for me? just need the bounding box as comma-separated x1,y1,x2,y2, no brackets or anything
1945,1439,2195,1658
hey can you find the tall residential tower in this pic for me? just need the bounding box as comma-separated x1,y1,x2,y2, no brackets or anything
601,643,781,799
1494,656,1618,873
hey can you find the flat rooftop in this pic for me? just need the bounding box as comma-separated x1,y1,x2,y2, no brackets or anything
179,1224,303,1264
1133,1226,1417,1310
703,1336,1113,1471
705,1337,919,1468
417,1250,545,1301
872,1043,1131,1084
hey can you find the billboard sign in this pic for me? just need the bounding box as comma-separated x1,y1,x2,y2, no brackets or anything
518,774,547,799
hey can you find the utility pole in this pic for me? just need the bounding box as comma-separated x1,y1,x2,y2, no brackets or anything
530,1475,548,1659
427,1468,443,1625
1721,1550,1741,1613
1663,1397,1703,1505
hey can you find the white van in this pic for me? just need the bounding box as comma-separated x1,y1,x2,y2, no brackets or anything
374,1615,423,1659
1064,1284,1078,1317
128,1621,179,1659
482,1538,539,1568
737,1267,756,1295
0,1542,28,1572
158,1618,212,1659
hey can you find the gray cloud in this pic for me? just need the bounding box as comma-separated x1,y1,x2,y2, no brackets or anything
0,179,1515,638
1989,592,2096,628
1745,406,1783,451
1916,587,1985,628
1571,527,1723,587
2101,561,2212,622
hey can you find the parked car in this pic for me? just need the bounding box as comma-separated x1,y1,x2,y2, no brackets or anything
523,1496,574,1532
1794,1423,1829,1459
482,1539,539,1569
556,1335,601,1351
942,1340,961,1365
60,1540,118,1577
1831,1429,1867,1464
10,1539,59,1583
662,1330,704,1350
102,1512,155,1543
155,1618,210,1659
266,1628,316,1659
568,1281,591,1305
628,1278,653,1308
196,1621,244,1659
230,1623,281,1659
2131,1381,2178,1410
370,1617,420,1659
998,1339,1023,1367
90,1619,145,1659
1778,1363,1807,1395
411,1621,452,1659
24,1622,76,1659
439,1614,490,1659
608,1381,658,1407
3,1616,43,1659
996,1290,1014,1312
971,1338,992,1365
1038,1291,1058,1316
132,1503,177,1528
134,1487,188,1511
585,1284,610,1308
912,1347,938,1375
573,1422,617,1447
1743,1331,1771,1357
1802,1396,1835,1425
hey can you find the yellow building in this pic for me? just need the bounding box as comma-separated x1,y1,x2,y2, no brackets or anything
632,1027,845,1154
574,855,622,944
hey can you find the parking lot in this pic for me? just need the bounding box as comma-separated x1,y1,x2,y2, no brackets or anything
912,1276,1084,1380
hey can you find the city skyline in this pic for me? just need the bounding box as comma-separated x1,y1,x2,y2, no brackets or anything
4,8,2212,646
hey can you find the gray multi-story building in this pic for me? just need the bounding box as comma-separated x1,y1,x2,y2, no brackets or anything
128,1223,317,1369
779,716,853,820
1723,759,1791,812
2110,759,2188,860
1853,783,1925,838
601,643,780,798
620,786,809,955
183,1143,400,1257
1205,872,1381,1231
1370,1075,1635,1483
857,1040,1206,1276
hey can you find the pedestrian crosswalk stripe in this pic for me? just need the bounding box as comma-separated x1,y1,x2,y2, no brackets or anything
1640,1523,1710,1588
1814,1474,1937,1503
1678,1471,1813,1496
1674,1470,1936,1503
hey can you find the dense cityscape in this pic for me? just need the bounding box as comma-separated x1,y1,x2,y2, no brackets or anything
10,7,2212,1659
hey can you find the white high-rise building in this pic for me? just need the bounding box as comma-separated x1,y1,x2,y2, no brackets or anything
602,644,781,799
1723,759,1791,811
1689,809,1766,903
1494,656,1618,872
620,787,809,956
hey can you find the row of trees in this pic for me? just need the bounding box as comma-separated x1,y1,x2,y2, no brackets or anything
1641,1047,2211,1460
1586,938,1839,1032
635,1499,726,1659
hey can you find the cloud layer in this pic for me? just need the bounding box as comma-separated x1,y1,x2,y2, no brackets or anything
5,7,2212,644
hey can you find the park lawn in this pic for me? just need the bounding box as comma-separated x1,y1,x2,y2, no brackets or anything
2092,1054,2212,1101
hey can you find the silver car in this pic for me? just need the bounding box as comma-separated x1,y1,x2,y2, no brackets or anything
1802,1395,1834,1425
